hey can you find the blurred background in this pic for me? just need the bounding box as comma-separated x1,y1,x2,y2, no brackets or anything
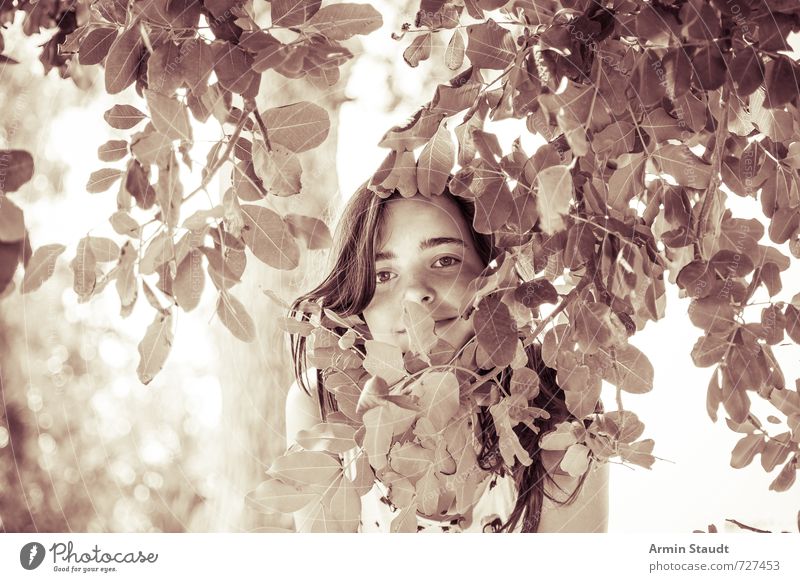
1,2,799,533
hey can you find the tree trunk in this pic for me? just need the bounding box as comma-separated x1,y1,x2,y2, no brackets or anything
191,76,348,532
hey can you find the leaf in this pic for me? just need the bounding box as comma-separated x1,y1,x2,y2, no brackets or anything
676,260,714,298
768,207,800,245
602,344,654,394
240,204,300,269
729,47,764,97
173,250,204,312
403,33,432,68
212,42,258,96
445,29,465,70
268,450,341,487
296,422,357,454
603,410,645,443
363,340,406,385
97,140,128,162
764,56,799,109
465,20,515,70
252,141,302,197
785,305,800,344
514,278,558,309
362,403,417,471
688,296,737,332
691,45,726,90
305,3,382,41
86,168,123,193
116,241,137,317
356,376,391,415
327,476,361,532
721,367,751,424
249,477,319,513
262,102,330,153
535,165,573,235
690,334,728,367
179,39,214,92
709,249,755,278
651,145,712,188
144,90,192,141
401,300,438,363
618,439,655,469
105,22,144,94
561,364,602,418
431,82,481,116
572,301,628,354
390,504,418,533
21,244,65,294
730,433,764,469
136,312,173,385
216,291,256,342
147,41,185,96
415,465,441,516
473,293,518,368
87,237,120,262
284,214,332,250
271,0,322,26
413,371,459,432
139,232,174,276
416,123,453,197
70,238,97,299
540,423,578,450
761,432,792,472
769,459,797,492
605,153,645,213
78,26,117,66
560,443,590,477
0,150,35,193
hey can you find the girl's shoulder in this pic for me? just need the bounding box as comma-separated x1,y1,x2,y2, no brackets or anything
285,368,322,444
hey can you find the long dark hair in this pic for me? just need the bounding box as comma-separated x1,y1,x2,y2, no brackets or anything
288,185,588,532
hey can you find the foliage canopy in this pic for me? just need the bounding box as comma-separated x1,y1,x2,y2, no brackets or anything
1,0,800,531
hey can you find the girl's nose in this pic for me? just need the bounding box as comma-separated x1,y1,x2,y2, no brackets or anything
403,280,436,305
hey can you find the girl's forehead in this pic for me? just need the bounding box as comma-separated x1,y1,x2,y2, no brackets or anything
378,195,469,243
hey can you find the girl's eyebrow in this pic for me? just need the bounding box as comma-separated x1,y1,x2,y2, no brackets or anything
421,236,466,251
375,237,465,262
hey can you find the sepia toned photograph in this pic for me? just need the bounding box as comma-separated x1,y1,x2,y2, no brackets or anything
1,0,799,537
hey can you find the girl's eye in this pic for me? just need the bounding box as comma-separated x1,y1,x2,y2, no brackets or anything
433,256,461,268
376,270,396,284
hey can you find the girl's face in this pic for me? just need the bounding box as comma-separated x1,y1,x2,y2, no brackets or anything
362,194,486,352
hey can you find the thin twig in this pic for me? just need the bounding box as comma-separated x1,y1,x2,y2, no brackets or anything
694,86,729,251
725,518,771,533
248,99,273,151
181,101,255,205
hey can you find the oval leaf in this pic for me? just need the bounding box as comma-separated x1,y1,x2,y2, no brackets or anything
262,102,330,153
240,204,300,270
21,244,66,294
79,27,118,66
0,150,35,193
136,312,174,385
416,123,454,197
104,105,147,129
105,23,144,94
216,291,256,342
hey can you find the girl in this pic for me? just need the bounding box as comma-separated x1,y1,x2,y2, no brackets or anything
284,185,609,533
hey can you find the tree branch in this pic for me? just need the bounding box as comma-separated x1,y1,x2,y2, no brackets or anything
181,101,255,205
694,86,729,254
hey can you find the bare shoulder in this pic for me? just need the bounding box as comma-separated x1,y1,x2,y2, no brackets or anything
285,368,323,446
538,461,610,533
